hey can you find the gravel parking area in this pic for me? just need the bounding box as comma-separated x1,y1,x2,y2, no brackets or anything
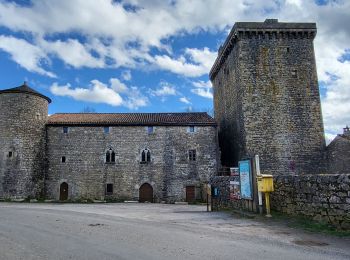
0,203,349,260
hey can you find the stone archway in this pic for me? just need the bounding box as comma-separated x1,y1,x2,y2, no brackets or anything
139,183,153,202
59,182,68,201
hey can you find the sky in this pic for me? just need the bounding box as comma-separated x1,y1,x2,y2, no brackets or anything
0,0,349,143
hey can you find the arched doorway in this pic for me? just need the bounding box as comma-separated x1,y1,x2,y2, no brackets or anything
59,182,68,201
139,183,153,202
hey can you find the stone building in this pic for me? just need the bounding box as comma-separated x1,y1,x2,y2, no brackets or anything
210,19,326,175
0,83,219,202
326,126,350,174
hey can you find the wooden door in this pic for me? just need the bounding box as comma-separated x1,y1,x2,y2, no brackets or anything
186,186,195,202
139,183,153,202
59,182,68,201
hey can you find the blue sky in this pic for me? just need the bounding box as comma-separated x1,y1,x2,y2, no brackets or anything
0,0,349,142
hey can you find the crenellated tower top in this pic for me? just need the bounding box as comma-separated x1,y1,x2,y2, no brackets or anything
209,19,317,80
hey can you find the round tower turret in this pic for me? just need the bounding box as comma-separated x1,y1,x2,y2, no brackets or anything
0,82,51,199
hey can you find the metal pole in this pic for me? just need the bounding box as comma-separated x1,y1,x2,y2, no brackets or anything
265,192,272,217
255,155,263,214
207,192,209,212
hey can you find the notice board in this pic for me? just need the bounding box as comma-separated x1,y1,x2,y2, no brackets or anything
239,159,253,200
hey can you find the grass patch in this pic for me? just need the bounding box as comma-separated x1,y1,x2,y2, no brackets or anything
268,211,350,237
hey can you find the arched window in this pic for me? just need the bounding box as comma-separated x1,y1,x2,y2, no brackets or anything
146,150,151,162
106,148,116,163
141,149,151,163
141,150,146,162
111,151,115,163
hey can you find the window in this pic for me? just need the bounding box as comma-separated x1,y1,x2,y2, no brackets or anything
189,149,196,161
189,126,195,133
147,126,154,134
61,156,66,163
141,149,151,163
63,127,68,134
104,126,110,134
8,151,13,158
106,148,116,163
106,184,113,195
291,69,298,78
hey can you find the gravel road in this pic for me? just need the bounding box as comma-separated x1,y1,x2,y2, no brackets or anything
0,203,349,260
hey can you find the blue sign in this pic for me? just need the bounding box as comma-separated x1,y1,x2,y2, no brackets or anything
239,160,253,200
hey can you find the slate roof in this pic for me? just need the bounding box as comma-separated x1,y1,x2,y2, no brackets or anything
47,112,216,126
0,82,52,103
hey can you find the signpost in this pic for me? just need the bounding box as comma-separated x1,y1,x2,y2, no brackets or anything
239,159,253,200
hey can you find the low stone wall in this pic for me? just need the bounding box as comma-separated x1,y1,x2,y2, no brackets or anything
210,176,244,210
271,174,350,230
211,174,350,230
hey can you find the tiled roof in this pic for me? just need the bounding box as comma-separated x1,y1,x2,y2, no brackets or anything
0,82,52,103
47,112,216,126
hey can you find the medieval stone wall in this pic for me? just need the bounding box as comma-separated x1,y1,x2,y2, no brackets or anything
0,93,48,198
271,174,350,230
212,42,244,166
211,20,326,175
45,125,218,202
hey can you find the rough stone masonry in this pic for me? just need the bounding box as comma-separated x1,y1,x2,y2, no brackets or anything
209,19,349,229
0,83,219,202
210,19,325,175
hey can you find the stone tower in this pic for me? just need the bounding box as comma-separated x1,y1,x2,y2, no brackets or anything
0,82,51,199
210,19,325,175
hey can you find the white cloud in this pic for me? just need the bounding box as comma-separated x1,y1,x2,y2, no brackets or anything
50,80,123,106
50,78,148,109
0,1,220,77
192,80,212,89
153,48,217,77
123,86,149,109
0,0,349,134
150,82,177,97
0,35,55,77
110,78,128,93
191,88,213,99
40,38,105,68
121,70,132,81
179,97,191,104
191,80,213,99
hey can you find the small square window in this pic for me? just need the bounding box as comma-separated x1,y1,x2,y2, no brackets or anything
106,184,113,195
61,156,66,163
189,149,196,161
8,151,13,158
104,126,110,134
291,70,298,78
189,126,195,133
147,126,154,134
63,127,68,134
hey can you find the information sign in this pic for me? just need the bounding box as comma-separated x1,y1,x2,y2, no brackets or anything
239,159,253,200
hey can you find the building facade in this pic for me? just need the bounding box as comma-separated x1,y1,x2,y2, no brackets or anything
0,84,219,202
210,19,326,175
